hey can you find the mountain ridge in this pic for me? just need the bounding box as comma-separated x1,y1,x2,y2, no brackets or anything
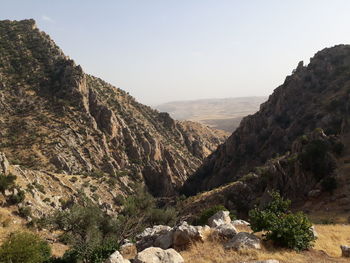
182,45,350,213
0,19,226,198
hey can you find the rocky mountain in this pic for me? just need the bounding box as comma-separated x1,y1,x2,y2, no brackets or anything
156,97,266,132
0,19,226,198
182,45,350,210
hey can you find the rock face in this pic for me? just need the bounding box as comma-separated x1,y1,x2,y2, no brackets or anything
0,19,226,197
183,45,350,196
224,232,261,251
134,247,184,263
341,245,350,257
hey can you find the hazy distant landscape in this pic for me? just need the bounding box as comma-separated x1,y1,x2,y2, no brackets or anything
156,96,267,132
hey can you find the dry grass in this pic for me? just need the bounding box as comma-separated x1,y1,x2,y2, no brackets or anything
180,224,350,263
314,224,350,257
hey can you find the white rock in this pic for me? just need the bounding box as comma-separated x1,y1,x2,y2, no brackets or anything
213,223,238,239
224,232,261,250
232,219,250,226
207,210,231,227
136,225,173,251
134,247,184,263
310,225,318,239
104,251,130,263
173,221,206,249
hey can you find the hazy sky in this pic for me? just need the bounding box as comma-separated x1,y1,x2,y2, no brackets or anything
2,1,350,105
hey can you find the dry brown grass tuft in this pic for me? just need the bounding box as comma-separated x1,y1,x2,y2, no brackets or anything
314,224,350,257
180,224,350,263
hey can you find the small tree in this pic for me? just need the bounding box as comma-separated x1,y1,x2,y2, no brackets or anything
249,191,316,251
0,232,51,263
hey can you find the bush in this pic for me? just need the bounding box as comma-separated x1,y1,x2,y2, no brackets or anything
0,232,51,263
249,191,315,251
193,205,228,226
299,139,335,179
8,188,25,204
18,206,32,218
0,173,16,193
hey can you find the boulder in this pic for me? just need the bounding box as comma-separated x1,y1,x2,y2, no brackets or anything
310,226,318,239
134,247,184,263
136,225,173,251
341,245,350,257
212,223,238,239
224,232,261,251
104,251,130,263
120,242,137,259
173,221,207,250
154,230,174,249
207,210,231,227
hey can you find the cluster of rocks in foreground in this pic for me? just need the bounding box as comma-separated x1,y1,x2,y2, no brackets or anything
104,210,350,262
104,211,278,263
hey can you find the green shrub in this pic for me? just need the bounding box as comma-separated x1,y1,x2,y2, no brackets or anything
18,206,32,218
8,188,25,204
193,205,228,226
0,232,51,263
0,173,16,193
299,139,335,179
249,191,315,251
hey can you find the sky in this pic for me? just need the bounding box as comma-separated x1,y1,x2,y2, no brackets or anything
2,1,350,105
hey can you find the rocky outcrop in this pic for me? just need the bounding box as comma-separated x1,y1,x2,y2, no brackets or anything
0,19,226,197
183,45,350,195
134,247,184,263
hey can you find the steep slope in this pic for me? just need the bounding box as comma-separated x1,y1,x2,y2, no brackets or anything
0,19,226,197
183,45,350,195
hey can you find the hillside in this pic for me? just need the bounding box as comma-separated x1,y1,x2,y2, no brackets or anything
156,97,266,132
0,19,226,199
182,45,350,215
